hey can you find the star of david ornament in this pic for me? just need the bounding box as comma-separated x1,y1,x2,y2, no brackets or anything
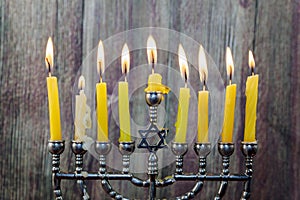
138,123,168,152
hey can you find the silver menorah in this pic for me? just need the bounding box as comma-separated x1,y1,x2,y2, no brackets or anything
48,89,258,200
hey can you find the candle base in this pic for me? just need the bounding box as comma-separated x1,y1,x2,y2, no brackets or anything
119,141,135,174
171,142,188,174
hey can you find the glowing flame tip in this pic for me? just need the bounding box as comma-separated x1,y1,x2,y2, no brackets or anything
198,45,208,82
147,35,157,65
45,37,54,72
121,43,130,75
97,40,105,75
178,44,189,81
248,50,255,69
226,47,234,78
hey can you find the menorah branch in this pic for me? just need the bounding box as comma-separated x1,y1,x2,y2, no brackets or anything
71,141,89,200
48,141,65,200
240,142,258,200
215,143,234,200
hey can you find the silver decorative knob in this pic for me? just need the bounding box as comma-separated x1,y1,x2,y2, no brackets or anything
145,92,163,106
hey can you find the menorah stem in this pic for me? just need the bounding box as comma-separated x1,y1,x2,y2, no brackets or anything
48,141,65,200
171,142,188,174
95,141,112,174
176,155,184,174
149,106,158,123
71,141,89,200
240,142,258,200
52,154,63,200
122,154,131,174
215,143,234,200
194,143,211,175
148,152,158,199
149,174,156,200
119,141,135,174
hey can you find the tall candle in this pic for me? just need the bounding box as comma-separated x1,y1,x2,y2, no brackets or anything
197,45,209,143
45,37,62,141
175,44,190,143
119,44,131,142
96,40,109,141
244,50,259,142
221,47,236,143
75,75,91,140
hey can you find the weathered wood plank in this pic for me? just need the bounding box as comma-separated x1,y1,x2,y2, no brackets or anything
0,0,84,199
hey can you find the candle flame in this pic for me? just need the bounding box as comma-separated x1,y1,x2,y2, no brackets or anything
147,35,157,65
45,37,54,72
121,43,130,75
226,47,234,78
178,44,189,82
198,45,208,83
78,75,85,90
97,40,105,76
248,50,255,69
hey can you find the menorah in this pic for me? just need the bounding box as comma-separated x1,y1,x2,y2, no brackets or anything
48,90,258,200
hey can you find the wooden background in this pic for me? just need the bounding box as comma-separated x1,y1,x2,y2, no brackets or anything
0,0,299,199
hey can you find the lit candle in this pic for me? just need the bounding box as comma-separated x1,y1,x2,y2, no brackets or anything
145,35,170,94
96,40,109,142
74,75,91,141
221,47,237,143
119,43,131,142
244,50,259,142
197,45,209,143
45,37,62,141
175,44,190,143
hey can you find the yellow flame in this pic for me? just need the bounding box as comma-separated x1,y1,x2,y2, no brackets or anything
178,44,189,81
248,50,255,69
78,75,85,90
45,37,54,71
97,40,105,75
226,47,234,77
121,43,130,74
198,45,208,83
147,35,157,65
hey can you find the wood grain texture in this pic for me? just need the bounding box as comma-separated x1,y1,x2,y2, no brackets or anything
0,0,299,199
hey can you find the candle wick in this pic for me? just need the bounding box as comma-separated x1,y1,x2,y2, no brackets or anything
152,66,154,74
152,52,155,74
251,67,255,76
46,58,51,77
203,80,206,91
229,70,232,85
124,63,128,82
100,75,103,83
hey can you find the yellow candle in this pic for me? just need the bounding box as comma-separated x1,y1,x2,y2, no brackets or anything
221,47,236,143
96,82,108,141
175,44,190,143
175,88,190,143
198,91,209,142
119,82,131,142
119,43,131,142
244,51,259,142
221,84,236,142
197,45,209,143
45,37,62,141
96,40,109,141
